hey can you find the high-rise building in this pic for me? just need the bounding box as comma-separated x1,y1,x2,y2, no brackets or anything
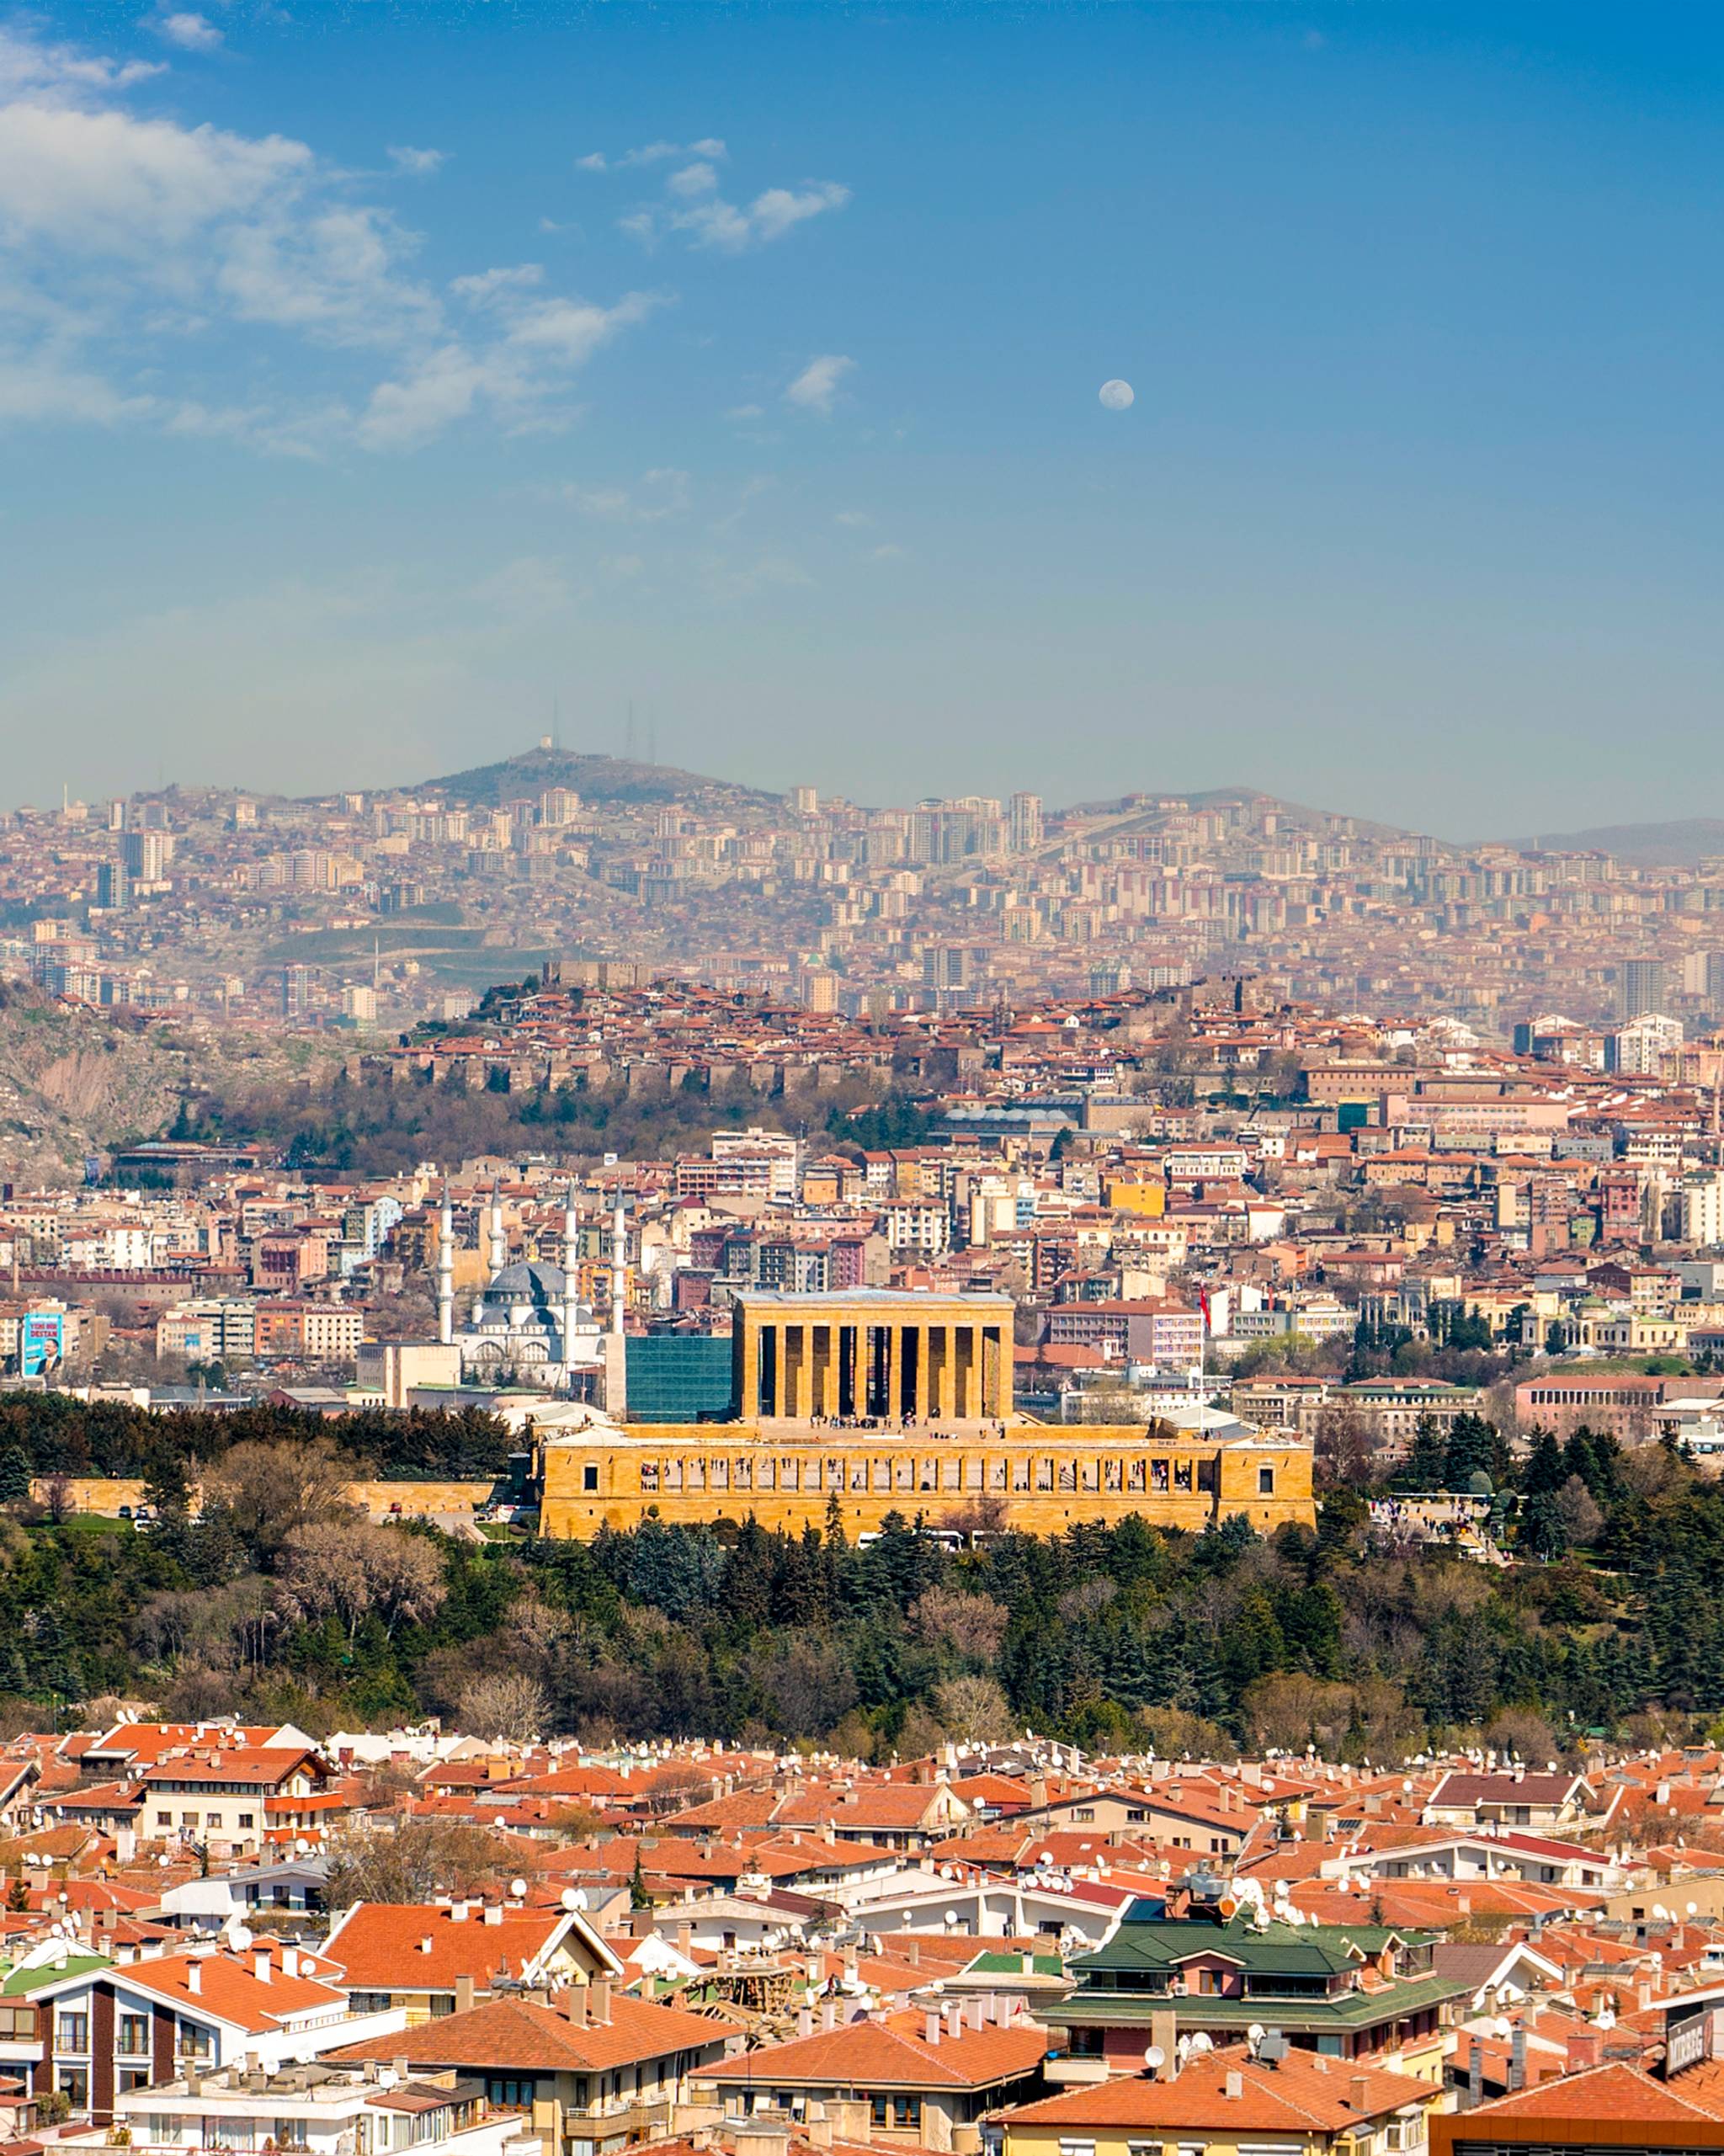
121,829,172,882
94,861,129,911
1008,791,1044,852
281,963,311,1021
789,785,819,817
1619,958,1666,1019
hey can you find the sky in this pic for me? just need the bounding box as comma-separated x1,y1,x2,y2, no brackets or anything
2,1,1722,837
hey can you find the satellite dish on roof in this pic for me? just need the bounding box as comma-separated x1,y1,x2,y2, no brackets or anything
509,1877,527,1898
1689,1902,1700,1917
561,1888,578,1912
1189,2032,1213,2054
231,1926,253,1951
1145,2046,1166,2072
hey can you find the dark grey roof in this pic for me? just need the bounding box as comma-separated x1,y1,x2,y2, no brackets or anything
487,1260,569,1300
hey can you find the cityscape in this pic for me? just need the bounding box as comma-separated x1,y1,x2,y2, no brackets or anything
6,8,1724,2156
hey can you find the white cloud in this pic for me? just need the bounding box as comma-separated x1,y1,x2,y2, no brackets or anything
701,551,813,602
0,354,151,422
0,100,310,249
785,353,854,416
748,183,849,241
355,288,660,450
0,22,662,454
152,13,222,51
0,25,162,96
553,467,689,521
620,164,850,253
577,136,726,174
387,144,447,178
833,508,871,527
666,160,718,199
450,263,545,303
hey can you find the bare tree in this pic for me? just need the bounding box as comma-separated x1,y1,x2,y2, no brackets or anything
278,1521,445,1642
909,1586,1010,1664
205,1435,359,1562
933,1674,1017,1743
324,1816,509,1905
455,1669,550,1743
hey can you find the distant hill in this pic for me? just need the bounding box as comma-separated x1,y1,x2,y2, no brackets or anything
1495,819,1724,866
417,746,779,812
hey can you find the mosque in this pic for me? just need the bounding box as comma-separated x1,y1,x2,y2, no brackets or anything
435,1184,620,1394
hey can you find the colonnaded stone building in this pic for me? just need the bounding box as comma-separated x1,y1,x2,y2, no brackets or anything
536,1288,1315,1540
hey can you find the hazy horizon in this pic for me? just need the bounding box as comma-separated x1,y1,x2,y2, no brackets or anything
5,2,1722,833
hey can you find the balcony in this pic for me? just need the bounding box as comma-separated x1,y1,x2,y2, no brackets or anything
1042,2060,1113,2087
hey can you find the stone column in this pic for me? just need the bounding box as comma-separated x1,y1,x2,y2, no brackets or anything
925,1325,944,1421
886,1321,903,1423
817,1326,838,1420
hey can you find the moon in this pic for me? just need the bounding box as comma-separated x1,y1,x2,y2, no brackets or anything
1099,378,1135,411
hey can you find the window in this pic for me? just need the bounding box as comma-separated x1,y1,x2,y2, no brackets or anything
1258,1467,1275,1495
237,1813,254,1829
56,2013,90,2052
177,2020,212,2060
119,2068,150,2094
487,2080,536,2109
156,1811,172,1827
582,1464,599,1493
56,2066,88,2111
350,1992,393,2015
426,1994,457,2017
1072,1807,1094,1823
118,2013,151,2057
868,2096,922,2131
1059,2141,1096,2156
0,2005,33,2039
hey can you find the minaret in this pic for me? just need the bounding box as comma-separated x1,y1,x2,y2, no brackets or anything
488,1181,506,1275
561,1180,581,1378
437,1184,455,1348
603,1193,628,1418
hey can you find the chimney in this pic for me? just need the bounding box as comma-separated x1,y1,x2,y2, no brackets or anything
905,1940,920,1967
966,1998,984,2031
253,1949,271,1984
455,1975,476,2014
1224,2071,1243,2100
924,2010,940,2046
1509,2030,1527,2093
566,1984,588,2026
944,2003,963,2042
1349,2077,1370,2114
1151,2009,1177,2077
591,1981,611,2026
484,1903,503,1925
283,1948,300,1979
1020,1951,1035,1978
187,1962,202,1994
797,2008,814,2040
1467,2040,1482,2105
450,1899,469,1922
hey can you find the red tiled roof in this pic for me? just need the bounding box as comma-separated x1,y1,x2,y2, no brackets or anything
692,2008,1047,2092
330,1993,723,2074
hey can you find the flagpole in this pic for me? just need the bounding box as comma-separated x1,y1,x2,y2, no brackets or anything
1197,1292,1207,1431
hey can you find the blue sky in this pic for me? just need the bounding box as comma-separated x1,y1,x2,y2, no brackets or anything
3,2,1721,834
